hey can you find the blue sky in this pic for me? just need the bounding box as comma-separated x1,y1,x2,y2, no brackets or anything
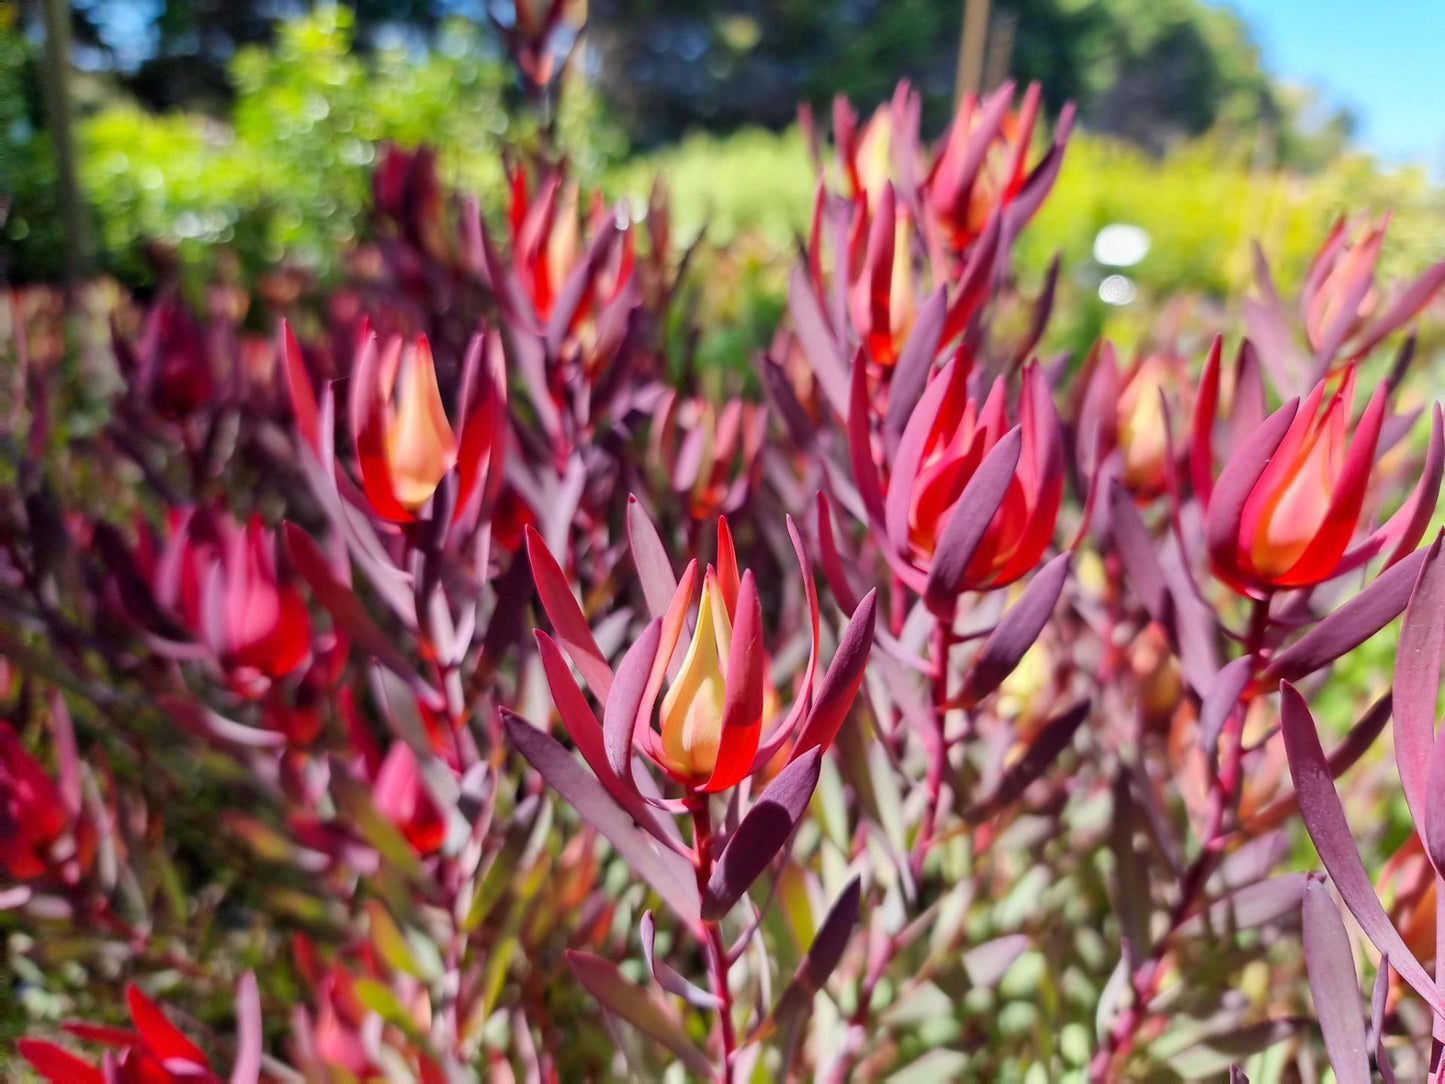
1228,0,1445,171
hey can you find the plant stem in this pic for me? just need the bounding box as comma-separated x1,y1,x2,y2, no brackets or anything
690,798,736,1083
1090,594,1273,1080
912,610,956,876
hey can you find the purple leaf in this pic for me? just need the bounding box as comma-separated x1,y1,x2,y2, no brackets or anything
787,266,849,419
846,348,887,525
962,934,1030,987
1266,545,1429,683
924,426,1023,614
566,951,713,1076
963,699,1090,822
1370,958,1396,1083
792,590,878,758
504,711,698,923
754,876,862,1044
703,749,823,921
640,910,720,1009
884,288,947,445
1302,876,1370,1084
1108,482,1167,616
1244,694,1391,836
627,496,679,620
230,971,262,1084
1199,656,1255,771
525,525,614,702
1425,736,1445,877
1393,535,1445,839
957,552,1071,706
546,219,621,354
604,620,661,788
283,524,441,709
1174,874,1307,939
1278,682,1441,1012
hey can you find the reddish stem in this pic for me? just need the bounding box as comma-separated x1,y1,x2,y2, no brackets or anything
1090,594,1273,1080
912,611,956,876
690,798,736,1083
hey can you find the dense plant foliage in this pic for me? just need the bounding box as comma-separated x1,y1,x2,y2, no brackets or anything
6,16,1445,1084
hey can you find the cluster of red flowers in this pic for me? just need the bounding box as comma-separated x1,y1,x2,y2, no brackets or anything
5,57,1445,1083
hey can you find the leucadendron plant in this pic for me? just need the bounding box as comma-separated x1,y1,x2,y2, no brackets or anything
8,15,1445,1077
515,502,876,1080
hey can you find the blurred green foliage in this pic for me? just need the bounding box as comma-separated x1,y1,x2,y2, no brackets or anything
609,121,1445,367
3,8,619,288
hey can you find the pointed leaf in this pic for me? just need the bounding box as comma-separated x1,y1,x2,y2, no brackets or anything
627,496,678,620
958,552,1070,706
793,590,878,757
640,910,720,1009
703,749,823,921
1279,682,1441,1011
566,951,713,1076
604,620,661,786
924,427,1022,613
526,525,614,701
504,711,698,922
1302,876,1370,1084
1199,656,1255,770
963,699,1090,822
1267,545,1429,683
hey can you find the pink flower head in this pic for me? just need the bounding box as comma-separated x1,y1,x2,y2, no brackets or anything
527,508,876,797
373,742,445,856
156,509,312,692
1194,344,1442,594
0,722,85,882
19,984,220,1084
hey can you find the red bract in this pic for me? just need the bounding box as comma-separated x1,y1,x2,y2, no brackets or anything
19,983,222,1084
1076,342,1193,499
114,300,216,420
155,508,312,691
1249,215,1445,385
372,741,446,855
853,356,1064,608
925,82,1058,255
527,507,876,796
1194,345,1439,593
648,392,768,521
0,722,86,882
285,318,508,535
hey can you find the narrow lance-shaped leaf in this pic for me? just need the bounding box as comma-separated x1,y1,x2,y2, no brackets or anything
1199,656,1255,771
1393,535,1445,839
956,552,1071,706
566,951,713,1077
703,749,823,921
525,525,614,701
230,971,262,1084
1302,876,1370,1084
751,876,862,1046
884,288,948,445
924,426,1022,614
964,699,1091,823
504,711,698,924
792,590,878,758
627,495,679,620
639,910,720,1009
1278,682,1442,1012
604,619,661,788
1174,873,1308,939
1266,544,1430,683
